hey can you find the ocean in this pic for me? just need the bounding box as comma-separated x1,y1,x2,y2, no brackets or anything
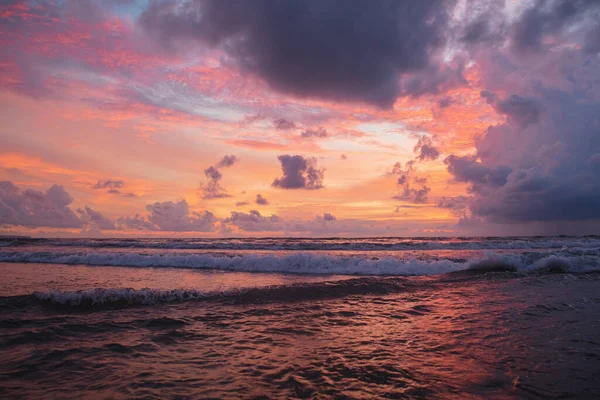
1,236,600,398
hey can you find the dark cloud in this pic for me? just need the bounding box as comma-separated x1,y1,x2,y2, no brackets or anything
511,0,600,53
400,63,467,98
481,91,541,127
235,201,249,207
301,128,328,139
107,189,121,195
340,154,348,160
480,90,497,104
272,118,296,130
413,136,440,161
445,13,600,225
462,19,491,44
140,0,453,108
92,179,125,189
445,83,600,223
215,154,238,168
255,194,269,205
444,155,512,188
496,94,541,127
0,181,82,228
584,25,600,54
272,155,324,190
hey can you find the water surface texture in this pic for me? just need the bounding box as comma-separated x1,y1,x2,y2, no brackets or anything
1,236,600,399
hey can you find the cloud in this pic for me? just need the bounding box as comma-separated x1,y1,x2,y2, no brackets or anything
77,206,115,230
215,154,238,168
481,92,541,127
117,213,157,231
413,136,440,161
272,155,324,190
201,165,230,199
92,179,125,190
272,118,296,130
226,139,288,151
316,212,336,222
92,179,136,197
0,181,82,228
392,185,431,204
146,200,217,231
444,155,511,188
340,154,347,160
388,161,430,204
224,210,282,232
119,200,217,231
301,127,328,138
511,0,600,53
437,196,470,218
235,201,249,207
140,0,453,108
255,194,269,205
445,83,600,223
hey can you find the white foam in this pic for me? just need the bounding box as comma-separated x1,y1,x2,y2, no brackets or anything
0,251,466,275
2,248,599,276
35,288,212,306
528,255,573,273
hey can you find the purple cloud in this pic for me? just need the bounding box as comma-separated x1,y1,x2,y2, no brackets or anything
255,194,269,205
272,118,296,130
140,0,453,108
92,179,125,190
413,136,440,161
216,155,238,168
272,155,324,190
77,206,115,230
224,210,282,232
0,181,82,228
301,128,328,139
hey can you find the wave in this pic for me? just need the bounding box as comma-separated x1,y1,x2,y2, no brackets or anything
0,249,598,275
0,251,465,275
32,277,412,307
3,236,600,251
29,257,600,309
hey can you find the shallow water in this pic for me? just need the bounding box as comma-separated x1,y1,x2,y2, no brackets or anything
1,237,600,398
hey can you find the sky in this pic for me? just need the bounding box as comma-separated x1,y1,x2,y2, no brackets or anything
0,0,599,238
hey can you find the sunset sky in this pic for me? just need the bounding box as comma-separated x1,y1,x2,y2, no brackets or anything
1,0,599,237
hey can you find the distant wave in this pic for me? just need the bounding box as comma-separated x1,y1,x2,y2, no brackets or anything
1,249,598,276
2,236,600,251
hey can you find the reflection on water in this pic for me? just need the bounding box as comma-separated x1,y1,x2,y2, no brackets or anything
2,272,600,398
0,262,351,297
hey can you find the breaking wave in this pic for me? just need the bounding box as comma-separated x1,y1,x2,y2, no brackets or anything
1,249,599,276
33,277,411,307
